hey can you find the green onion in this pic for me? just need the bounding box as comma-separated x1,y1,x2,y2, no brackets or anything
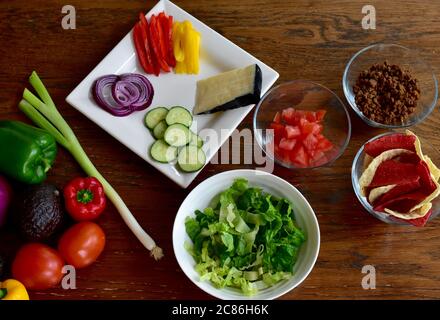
19,71,163,260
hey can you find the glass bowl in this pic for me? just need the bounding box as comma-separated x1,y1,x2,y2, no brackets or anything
253,80,351,169
352,131,440,225
342,43,438,128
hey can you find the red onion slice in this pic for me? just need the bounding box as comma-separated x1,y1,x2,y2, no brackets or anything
119,73,154,110
92,73,154,117
112,80,141,107
93,75,132,117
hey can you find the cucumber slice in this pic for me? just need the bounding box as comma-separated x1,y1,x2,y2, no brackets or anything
178,145,206,172
153,120,168,139
145,107,168,129
165,106,193,127
189,131,204,148
164,124,191,147
150,139,177,163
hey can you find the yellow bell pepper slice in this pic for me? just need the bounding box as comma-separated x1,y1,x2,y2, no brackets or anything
0,279,30,300
173,20,201,74
191,30,200,74
183,30,193,73
173,22,185,63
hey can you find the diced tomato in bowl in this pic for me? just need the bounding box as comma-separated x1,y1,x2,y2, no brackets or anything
290,144,309,167
254,80,351,170
267,107,336,168
279,137,297,151
285,125,301,139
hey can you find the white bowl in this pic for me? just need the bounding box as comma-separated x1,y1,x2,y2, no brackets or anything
172,169,320,300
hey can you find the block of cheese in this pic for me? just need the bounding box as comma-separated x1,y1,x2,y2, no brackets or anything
193,64,262,115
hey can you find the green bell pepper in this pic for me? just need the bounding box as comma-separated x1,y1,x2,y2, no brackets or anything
0,120,57,184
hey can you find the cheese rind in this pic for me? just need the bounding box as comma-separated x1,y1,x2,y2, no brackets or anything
193,64,262,115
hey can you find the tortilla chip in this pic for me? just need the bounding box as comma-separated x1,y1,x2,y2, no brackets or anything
374,191,428,213
410,178,440,211
363,154,373,171
425,156,440,182
373,179,421,206
405,130,440,182
405,130,425,161
364,133,416,157
368,185,396,204
405,209,433,227
416,160,437,194
395,152,421,164
359,149,413,196
369,160,419,188
385,202,432,220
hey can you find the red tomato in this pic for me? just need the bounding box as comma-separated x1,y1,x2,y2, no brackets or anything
285,125,301,139
274,145,290,162
269,122,285,143
58,221,105,269
301,119,323,136
302,133,319,154
290,144,309,167
58,222,105,269
281,107,295,124
12,243,64,290
304,110,317,122
279,137,297,151
316,137,334,152
272,107,332,167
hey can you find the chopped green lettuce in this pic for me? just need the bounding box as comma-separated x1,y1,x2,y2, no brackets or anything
185,178,306,295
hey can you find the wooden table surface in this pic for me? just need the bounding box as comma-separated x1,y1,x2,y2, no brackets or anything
1,0,440,300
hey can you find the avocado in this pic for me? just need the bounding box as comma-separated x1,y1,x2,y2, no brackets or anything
15,184,64,241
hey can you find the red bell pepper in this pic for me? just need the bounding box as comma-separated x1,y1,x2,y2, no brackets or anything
133,23,154,74
159,12,176,67
149,14,170,72
155,13,169,65
64,177,107,222
138,13,160,76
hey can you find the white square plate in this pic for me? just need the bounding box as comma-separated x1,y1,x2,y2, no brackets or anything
66,0,279,188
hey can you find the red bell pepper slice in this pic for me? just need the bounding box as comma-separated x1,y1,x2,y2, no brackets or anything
166,15,176,67
133,23,154,74
156,13,169,63
138,13,160,76
149,14,170,72
158,12,176,67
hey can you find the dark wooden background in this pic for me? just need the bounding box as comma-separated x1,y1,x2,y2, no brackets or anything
1,0,440,300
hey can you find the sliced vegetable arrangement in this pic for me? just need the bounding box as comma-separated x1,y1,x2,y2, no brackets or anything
185,178,305,295
92,73,154,117
133,11,200,75
145,106,206,172
269,108,334,167
359,131,440,226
